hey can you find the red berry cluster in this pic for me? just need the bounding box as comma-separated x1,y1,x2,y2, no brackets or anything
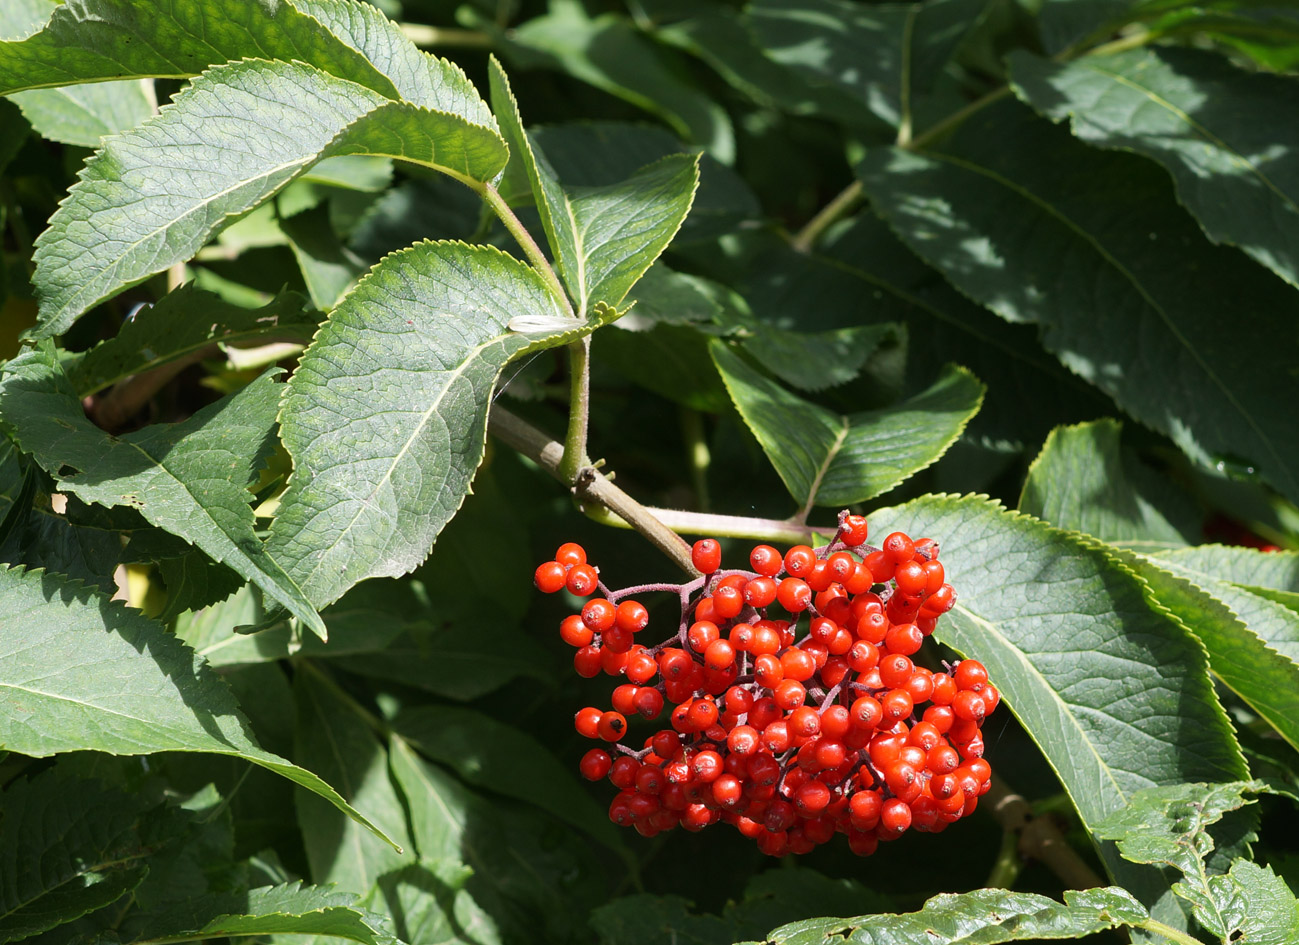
533,512,999,857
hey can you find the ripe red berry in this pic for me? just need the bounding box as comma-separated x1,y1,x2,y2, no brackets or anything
776,577,812,613
575,707,602,738
692,539,722,574
839,514,869,547
597,711,627,742
581,598,616,631
534,560,567,593
954,659,989,690
565,563,599,596
743,577,778,608
882,532,915,565
749,544,783,576
554,542,587,567
579,748,612,780
615,600,649,633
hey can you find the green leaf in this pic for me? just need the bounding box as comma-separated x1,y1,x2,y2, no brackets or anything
502,0,733,160
286,0,497,122
1153,547,1299,666
9,79,153,148
392,705,626,855
816,213,1112,448
1035,0,1134,56
488,59,700,315
0,0,399,97
652,5,878,129
267,240,611,610
0,350,325,637
1095,780,1299,943
712,343,984,508
0,443,121,593
1157,544,1299,600
1107,549,1299,754
126,883,397,945
764,887,1148,945
280,203,369,310
857,99,1299,505
0,564,394,848
31,58,507,338
747,0,986,129
877,494,1247,924
61,284,319,397
1019,419,1197,551
387,737,607,944
0,770,151,943
1011,46,1299,289
527,122,760,245
371,861,502,945
293,667,414,892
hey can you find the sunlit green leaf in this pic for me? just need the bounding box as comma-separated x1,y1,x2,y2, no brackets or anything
712,343,984,508
31,58,506,338
0,564,392,846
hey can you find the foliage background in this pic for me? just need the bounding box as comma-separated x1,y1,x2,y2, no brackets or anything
1,0,1299,943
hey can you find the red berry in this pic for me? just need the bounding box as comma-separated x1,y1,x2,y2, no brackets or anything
712,584,743,619
565,563,599,596
534,560,567,593
776,578,812,613
555,542,587,567
575,707,603,738
560,614,593,647
692,539,722,574
954,660,989,690
750,544,783,576
597,711,627,742
615,600,649,633
743,577,778,608
784,545,817,577
581,598,616,631
839,514,869,547
579,748,612,780
704,638,736,670
882,532,915,565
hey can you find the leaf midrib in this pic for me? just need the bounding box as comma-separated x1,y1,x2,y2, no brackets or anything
289,330,504,596
918,147,1285,478
951,601,1129,814
1080,60,1299,219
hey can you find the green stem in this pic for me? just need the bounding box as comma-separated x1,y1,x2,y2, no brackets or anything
398,23,494,48
479,182,575,317
984,827,1024,889
681,407,711,513
907,85,1012,152
1135,919,1209,945
790,85,1012,253
560,337,591,481
584,503,831,546
790,180,863,254
298,660,391,738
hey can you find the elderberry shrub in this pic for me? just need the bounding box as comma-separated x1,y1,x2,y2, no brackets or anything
533,512,999,857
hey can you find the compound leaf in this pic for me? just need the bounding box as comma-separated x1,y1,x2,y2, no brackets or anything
268,241,611,610
0,349,324,637
712,342,984,508
0,770,151,943
764,886,1147,945
31,58,507,338
1011,46,1299,289
876,494,1247,924
488,59,700,316
858,99,1299,506
0,563,393,847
